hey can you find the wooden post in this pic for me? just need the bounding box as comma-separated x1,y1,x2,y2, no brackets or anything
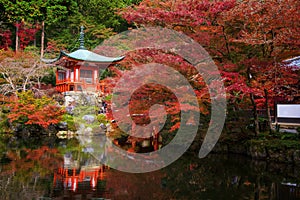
153,126,159,151
72,168,76,191
74,67,77,82
100,166,104,180
76,67,80,82
94,69,97,84
53,173,57,188
65,169,68,178
55,70,59,85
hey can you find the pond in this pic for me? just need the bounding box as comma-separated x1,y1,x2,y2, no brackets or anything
0,134,300,200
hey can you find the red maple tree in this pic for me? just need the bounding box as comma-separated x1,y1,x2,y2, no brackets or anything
7,90,66,129
15,22,39,50
0,29,12,50
119,0,300,134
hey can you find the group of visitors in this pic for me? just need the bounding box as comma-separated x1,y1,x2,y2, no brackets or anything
98,100,107,114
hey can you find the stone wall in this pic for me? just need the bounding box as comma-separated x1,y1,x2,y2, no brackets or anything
64,91,102,107
212,140,300,165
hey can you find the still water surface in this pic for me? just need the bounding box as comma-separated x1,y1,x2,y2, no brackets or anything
0,135,300,200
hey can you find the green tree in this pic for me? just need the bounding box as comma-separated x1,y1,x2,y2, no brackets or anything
46,0,141,50
0,0,33,51
30,0,78,57
0,0,78,53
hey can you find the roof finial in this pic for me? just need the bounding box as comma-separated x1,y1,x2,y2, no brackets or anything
79,26,85,50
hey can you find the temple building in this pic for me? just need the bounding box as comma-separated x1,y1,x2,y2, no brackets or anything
42,26,124,93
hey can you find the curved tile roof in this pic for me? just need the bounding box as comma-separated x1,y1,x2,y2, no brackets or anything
41,49,124,64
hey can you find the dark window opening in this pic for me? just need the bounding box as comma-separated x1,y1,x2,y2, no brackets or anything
80,70,93,84
58,72,66,81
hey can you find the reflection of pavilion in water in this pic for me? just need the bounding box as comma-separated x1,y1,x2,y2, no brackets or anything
50,149,171,200
52,152,109,199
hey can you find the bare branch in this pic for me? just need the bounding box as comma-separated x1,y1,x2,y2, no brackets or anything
0,51,50,95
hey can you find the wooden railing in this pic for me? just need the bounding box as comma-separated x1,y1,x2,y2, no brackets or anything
57,78,69,84
56,79,110,93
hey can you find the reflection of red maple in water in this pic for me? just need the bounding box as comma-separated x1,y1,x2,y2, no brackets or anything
1,146,63,176
104,169,172,200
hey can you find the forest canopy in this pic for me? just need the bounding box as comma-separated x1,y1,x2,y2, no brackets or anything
0,0,299,135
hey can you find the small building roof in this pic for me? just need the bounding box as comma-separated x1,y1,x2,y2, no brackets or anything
284,56,300,68
41,26,124,64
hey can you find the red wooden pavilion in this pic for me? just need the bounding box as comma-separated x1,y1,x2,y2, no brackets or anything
42,26,124,93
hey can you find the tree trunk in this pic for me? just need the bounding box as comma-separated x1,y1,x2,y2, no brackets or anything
247,67,259,136
250,92,260,136
34,22,37,47
15,22,19,52
264,89,273,132
40,21,45,58
37,77,41,89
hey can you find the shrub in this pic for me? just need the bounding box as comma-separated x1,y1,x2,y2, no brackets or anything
7,90,66,129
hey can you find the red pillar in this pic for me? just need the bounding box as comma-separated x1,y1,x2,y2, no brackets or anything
55,70,59,85
100,166,104,180
53,173,57,188
77,66,80,82
73,67,76,82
